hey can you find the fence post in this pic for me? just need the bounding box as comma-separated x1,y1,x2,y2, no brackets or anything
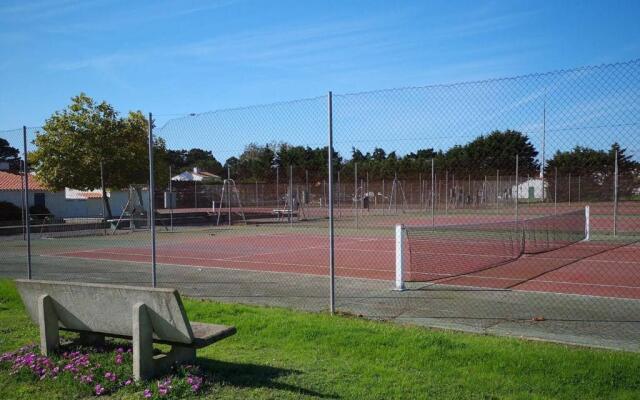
20,160,25,240
22,126,32,279
613,149,618,236
515,154,519,222
169,166,173,232
354,162,358,229
327,91,336,314
227,165,232,226
289,165,293,226
431,158,435,228
147,113,157,288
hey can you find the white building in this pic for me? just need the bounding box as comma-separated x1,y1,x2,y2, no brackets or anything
171,167,221,182
0,171,148,218
511,177,546,200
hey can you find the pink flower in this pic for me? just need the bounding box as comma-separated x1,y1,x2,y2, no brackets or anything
105,371,117,382
123,379,132,386
94,384,105,396
143,389,153,398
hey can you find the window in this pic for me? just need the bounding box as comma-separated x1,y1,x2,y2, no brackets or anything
34,193,45,208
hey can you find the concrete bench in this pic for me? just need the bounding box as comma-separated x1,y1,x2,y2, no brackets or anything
15,279,236,380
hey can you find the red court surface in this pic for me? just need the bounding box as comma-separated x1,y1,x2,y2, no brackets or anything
45,233,640,300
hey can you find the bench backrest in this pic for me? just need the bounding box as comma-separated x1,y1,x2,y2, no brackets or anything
15,280,194,344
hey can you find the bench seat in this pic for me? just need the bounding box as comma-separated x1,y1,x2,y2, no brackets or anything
60,322,236,349
15,279,237,380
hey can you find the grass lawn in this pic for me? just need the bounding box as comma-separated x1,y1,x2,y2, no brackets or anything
1,279,639,399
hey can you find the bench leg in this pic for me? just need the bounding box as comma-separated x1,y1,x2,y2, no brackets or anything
132,303,154,381
79,332,106,348
132,303,197,381
38,294,59,356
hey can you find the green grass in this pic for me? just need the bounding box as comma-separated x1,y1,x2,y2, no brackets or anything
1,279,640,399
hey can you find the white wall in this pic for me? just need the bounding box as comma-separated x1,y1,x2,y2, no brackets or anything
0,189,150,219
511,179,546,200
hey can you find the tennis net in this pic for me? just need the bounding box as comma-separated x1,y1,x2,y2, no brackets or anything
397,207,588,285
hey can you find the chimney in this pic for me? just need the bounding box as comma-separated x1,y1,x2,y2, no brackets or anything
193,167,199,174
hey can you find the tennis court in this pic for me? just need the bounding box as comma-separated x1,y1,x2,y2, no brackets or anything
41,211,640,300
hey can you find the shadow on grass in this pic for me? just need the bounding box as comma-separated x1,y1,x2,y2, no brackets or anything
198,358,339,399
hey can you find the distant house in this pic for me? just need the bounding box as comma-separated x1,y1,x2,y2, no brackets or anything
171,167,221,182
0,171,147,218
0,171,52,213
511,177,546,200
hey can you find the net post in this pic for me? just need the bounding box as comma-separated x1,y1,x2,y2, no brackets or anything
394,224,406,291
584,205,590,241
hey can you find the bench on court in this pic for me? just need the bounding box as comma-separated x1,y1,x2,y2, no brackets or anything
15,279,236,380
272,209,298,221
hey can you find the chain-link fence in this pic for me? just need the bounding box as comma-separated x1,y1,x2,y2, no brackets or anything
1,59,639,350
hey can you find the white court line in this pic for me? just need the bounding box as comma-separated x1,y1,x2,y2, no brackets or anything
46,249,396,274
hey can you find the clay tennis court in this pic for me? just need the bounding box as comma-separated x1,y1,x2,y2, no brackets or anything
45,230,640,300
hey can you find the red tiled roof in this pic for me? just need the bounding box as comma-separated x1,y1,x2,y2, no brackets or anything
80,192,103,199
0,171,47,191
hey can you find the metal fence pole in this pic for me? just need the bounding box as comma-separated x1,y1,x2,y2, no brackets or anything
169,166,173,232
515,154,519,222
431,158,435,228
327,91,335,314
227,166,231,227
613,149,618,236
20,159,25,241
354,162,358,229
147,113,157,287
22,126,32,279
289,165,293,226
541,99,546,201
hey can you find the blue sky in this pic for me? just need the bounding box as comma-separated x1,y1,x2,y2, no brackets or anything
1,0,639,161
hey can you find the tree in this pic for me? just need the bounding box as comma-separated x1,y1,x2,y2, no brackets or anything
444,130,539,176
166,148,223,175
545,143,638,200
0,138,20,172
30,93,163,219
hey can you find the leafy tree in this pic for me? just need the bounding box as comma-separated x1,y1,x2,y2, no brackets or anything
167,148,223,175
0,138,20,172
30,93,164,218
545,143,638,200
445,130,539,176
